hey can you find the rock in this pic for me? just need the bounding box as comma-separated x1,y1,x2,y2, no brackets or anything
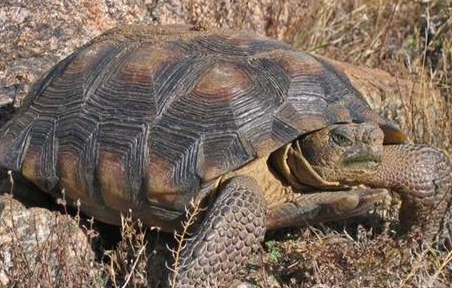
0,194,98,286
0,0,153,107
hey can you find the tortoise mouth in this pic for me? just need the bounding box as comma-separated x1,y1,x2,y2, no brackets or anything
342,150,382,169
343,156,381,168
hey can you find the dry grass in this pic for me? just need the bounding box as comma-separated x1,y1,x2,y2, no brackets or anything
259,220,452,287
1,0,452,287
168,200,204,288
102,214,149,287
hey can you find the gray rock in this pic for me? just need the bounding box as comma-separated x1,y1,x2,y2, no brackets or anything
0,194,98,287
0,0,155,107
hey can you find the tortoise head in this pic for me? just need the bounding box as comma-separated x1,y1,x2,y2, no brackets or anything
297,122,384,186
273,122,385,189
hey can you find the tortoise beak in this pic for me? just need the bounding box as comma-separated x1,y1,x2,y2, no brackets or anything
342,144,382,168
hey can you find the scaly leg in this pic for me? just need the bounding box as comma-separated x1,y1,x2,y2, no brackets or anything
366,144,452,244
267,188,387,230
170,176,267,287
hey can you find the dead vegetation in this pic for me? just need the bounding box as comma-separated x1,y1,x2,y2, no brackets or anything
0,0,452,287
259,220,452,287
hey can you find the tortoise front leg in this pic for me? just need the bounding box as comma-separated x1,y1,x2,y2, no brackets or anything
267,188,387,230
170,176,267,287
366,144,452,243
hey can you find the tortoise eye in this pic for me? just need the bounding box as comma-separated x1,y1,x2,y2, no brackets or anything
331,130,354,147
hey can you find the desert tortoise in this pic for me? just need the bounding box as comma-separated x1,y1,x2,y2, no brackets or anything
0,25,451,287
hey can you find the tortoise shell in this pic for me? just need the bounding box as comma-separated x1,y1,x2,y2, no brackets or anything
0,25,403,226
